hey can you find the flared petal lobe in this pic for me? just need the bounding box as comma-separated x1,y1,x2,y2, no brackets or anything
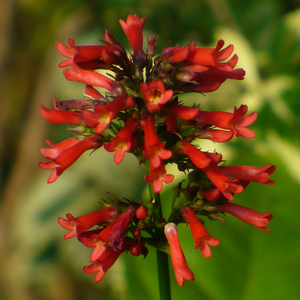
57,207,119,239
182,206,219,258
39,135,101,183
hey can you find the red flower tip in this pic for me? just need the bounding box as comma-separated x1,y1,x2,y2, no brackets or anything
221,163,276,184
164,223,194,286
39,135,101,183
178,141,211,169
57,207,119,240
221,202,273,231
168,104,200,121
182,206,219,258
83,239,130,282
119,15,146,60
197,105,257,138
40,104,83,125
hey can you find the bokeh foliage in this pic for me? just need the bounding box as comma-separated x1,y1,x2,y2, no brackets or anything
0,0,300,299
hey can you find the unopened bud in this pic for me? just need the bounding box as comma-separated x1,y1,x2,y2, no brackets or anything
147,36,157,57
130,241,143,256
132,228,141,238
136,205,148,219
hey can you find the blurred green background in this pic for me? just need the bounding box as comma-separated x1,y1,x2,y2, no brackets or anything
1,0,300,299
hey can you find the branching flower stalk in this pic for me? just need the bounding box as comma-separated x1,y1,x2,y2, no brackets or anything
39,15,276,299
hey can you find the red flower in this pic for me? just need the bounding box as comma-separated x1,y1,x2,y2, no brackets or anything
83,239,130,282
63,63,121,95
140,115,172,168
202,162,243,201
182,206,219,258
140,80,173,111
40,102,83,124
57,207,119,239
196,105,257,138
144,162,174,194
164,223,194,286
103,117,138,164
160,44,190,62
221,164,276,184
178,140,211,169
221,202,273,231
56,38,123,67
79,207,135,262
196,128,234,143
119,15,146,60
39,135,101,183
161,40,245,93
168,104,200,121
83,94,127,134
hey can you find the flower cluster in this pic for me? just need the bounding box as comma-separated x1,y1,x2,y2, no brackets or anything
40,15,276,286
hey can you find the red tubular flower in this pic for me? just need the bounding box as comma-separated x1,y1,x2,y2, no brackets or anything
56,38,122,67
197,128,234,143
140,80,173,111
57,207,119,239
202,163,243,201
197,105,257,138
178,140,211,169
140,115,172,168
144,162,174,194
160,44,191,63
182,206,219,258
186,40,234,67
103,117,138,164
83,238,130,282
221,202,273,232
39,135,101,183
79,207,135,262
221,164,276,184
119,15,146,60
63,63,121,95
83,94,127,134
40,103,83,124
168,104,200,121
164,223,194,286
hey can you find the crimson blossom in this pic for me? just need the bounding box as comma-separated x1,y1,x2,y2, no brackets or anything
39,14,276,288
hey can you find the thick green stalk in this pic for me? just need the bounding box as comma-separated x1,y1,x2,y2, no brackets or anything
148,186,171,300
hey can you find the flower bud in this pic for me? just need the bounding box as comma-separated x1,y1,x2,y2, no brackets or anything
130,241,143,256
136,205,148,219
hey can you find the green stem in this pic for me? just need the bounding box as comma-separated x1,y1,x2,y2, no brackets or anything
148,185,172,300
